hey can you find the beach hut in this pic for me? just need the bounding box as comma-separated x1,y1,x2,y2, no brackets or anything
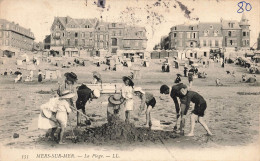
45,69,61,80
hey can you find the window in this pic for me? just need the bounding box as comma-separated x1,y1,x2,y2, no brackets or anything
246,40,249,45
210,25,213,29
100,42,103,48
82,39,85,46
191,26,194,30
81,32,85,37
111,48,117,54
112,38,117,46
204,30,208,36
243,32,246,36
63,33,65,37
6,32,9,38
90,32,92,37
100,35,103,40
59,25,61,29
190,53,193,57
5,40,9,45
75,39,78,46
67,39,70,45
174,27,177,30
203,40,206,46
75,32,78,37
113,31,116,36
190,42,194,47
247,32,249,36
187,32,190,38
214,30,218,36
67,32,70,36
85,25,90,28
228,31,232,37
209,40,212,47
230,40,233,45
192,32,196,38
174,33,177,38
112,23,116,27
204,52,207,57
215,40,219,47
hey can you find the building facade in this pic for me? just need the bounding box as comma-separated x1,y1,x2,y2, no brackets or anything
0,19,35,53
49,16,147,57
166,14,250,51
257,33,260,50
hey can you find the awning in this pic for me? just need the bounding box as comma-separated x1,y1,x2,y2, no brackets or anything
50,46,63,51
65,48,78,52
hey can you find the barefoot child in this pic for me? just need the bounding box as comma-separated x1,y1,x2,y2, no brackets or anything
55,90,75,144
179,87,213,136
134,87,156,127
121,75,134,123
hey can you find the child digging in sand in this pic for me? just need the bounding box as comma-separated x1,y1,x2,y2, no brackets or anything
134,87,156,128
179,86,213,136
54,90,75,144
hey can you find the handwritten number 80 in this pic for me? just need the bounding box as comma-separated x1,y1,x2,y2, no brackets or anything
237,1,252,13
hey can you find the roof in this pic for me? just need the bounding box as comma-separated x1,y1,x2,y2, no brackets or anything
123,26,147,40
221,20,241,29
198,23,223,37
170,23,199,31
54,17,98,29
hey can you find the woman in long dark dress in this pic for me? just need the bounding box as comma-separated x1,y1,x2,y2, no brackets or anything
38,70,43,82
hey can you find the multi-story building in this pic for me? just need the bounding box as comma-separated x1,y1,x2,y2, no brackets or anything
166,14,250,52
0,19,35,55
120,26,147,58
49,16,147,58
50,16,97,56
169,24,199,50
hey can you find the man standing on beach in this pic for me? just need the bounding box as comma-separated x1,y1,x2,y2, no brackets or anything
160,83,188,135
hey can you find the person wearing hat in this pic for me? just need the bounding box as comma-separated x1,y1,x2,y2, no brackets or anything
121,75,134,123
107,94,125,123
92,71,102,84
160,83,188,135
76,84,100,126
175,74,182,83
53,90,75,144
134,87,156,128
179,86,213,136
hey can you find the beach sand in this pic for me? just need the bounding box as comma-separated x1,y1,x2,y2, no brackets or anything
0,54,259,152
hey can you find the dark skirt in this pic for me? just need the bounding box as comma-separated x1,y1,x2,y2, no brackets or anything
38,74,42,82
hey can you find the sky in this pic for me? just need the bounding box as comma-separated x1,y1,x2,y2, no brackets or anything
0,0,259,50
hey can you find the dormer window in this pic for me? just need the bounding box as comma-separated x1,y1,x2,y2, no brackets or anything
210,25,213,29
228,23,234,28
112,23,116,27
191,26,194,30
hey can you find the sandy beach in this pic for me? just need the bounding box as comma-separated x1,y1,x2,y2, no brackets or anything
0,54,259,161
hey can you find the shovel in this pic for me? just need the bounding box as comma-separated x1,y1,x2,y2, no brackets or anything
70,106,92,126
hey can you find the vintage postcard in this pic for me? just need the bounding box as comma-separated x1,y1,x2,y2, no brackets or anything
0,0,259,160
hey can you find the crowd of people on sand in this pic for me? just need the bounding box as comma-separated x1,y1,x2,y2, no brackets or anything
37,69,215,144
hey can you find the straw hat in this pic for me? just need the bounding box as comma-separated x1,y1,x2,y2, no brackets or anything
93,71,101,79
122,75,134,86
134,87,145,94
60,90,76,99
108,94,124,105
93,89,100,98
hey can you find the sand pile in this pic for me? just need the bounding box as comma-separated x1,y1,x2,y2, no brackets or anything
73,115,179,144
